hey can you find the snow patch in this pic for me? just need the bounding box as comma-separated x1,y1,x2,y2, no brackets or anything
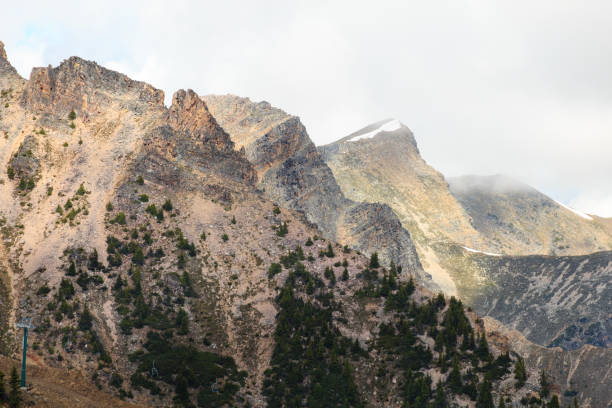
462,246,502,257
553,200,593,221
348,118,402,141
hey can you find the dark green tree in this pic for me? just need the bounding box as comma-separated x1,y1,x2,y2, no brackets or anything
433,383,449,408
8,366,21,408
78,304,93,331
475,378,494,408
0,370,6,402
447,356,462,393
540,370,550,399
514,357,527,388
498,395,506,408
547,395,560,408
369,252,380,268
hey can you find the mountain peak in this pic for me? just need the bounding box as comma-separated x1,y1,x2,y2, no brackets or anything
339,118,408,143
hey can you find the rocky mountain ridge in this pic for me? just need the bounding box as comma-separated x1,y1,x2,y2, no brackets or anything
0,41,609,407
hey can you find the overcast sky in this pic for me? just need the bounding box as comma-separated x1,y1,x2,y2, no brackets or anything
2,1,611,216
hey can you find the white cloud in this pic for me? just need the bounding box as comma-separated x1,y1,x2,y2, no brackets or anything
0,0,611,217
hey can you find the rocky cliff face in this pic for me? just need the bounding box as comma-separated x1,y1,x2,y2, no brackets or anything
203,95,426,285
448,174,612,256
433,243,612,350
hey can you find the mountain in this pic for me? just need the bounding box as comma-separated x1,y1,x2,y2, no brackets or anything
448,174,612,256
319,120,612,352
0,42,586,407
202,95,428,287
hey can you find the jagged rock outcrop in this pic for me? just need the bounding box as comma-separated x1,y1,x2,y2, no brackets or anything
0,41,23,89
203,95,426,283
448,174,612,256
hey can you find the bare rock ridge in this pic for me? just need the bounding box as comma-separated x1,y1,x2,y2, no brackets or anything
203,94,426,286
0,41,24,89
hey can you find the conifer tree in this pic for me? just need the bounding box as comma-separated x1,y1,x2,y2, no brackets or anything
540,370,550,399
433,383,449,408
8,366,21,408
369,252,380,268
498,395,506,408
476,377,494,408
0,370,6,402
447,356,463,392
514,357,527,388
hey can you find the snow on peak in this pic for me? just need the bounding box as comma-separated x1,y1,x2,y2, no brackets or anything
462,246,502,257
348,118,402,142
553,200,593,221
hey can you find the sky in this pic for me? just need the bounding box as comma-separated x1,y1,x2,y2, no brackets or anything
2,0,611,216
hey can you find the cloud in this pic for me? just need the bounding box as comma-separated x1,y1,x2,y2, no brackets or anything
1,0,611,216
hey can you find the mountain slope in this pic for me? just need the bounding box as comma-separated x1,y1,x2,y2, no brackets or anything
448,174,612,256
319,120,612,351
202,95,428,286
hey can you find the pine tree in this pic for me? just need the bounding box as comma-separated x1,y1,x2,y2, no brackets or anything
475,378,494,408
547,395,560,408
78,304,93,331
341,268,349,281
0,370,6,402
476,332,491,361
540,370,550,399
447,356,462,392
514,357,527,388
369,252,380,268
433,383,449,408
498,395,506,408
8,366,21,408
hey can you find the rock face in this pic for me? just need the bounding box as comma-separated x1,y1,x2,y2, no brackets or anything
0,41,23,90
203,95,425,283
436,244,612,349
448,174,612,256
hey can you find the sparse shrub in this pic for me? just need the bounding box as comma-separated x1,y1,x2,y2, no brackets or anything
69,121,76,129
76,183,86,195
276,222,288,237
111,212,126,225
56,205,64,216
221,233,229,242
139,194,149,203
64,199,73,210
136,175,144,185
268,263,282,279
36,284,51,296
162,199,173,211
305,237,313,246
6,166,14,180
106,202,114,212
231,215,236,224
273,205,281,215
68,110,76,120
200,231,206,241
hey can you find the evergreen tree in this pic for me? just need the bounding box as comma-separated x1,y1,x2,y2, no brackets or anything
475,378,494,408
433,383,449,408
547,395,560,408
447,356,463,393
476,332,491,361
78,304,93,331
514,357,527,388
8,366,21,408
540,370,550,399
342,267,349,281
369,252,380,268
498,395,506,408
325,243,335,257
0,370,6,402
